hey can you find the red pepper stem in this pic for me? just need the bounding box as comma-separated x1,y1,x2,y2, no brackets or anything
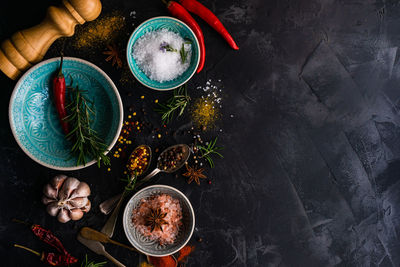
58,55,64,77
161,0,168,4
14,244,41,257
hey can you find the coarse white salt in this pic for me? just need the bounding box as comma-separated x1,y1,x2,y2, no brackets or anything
132,28,192,82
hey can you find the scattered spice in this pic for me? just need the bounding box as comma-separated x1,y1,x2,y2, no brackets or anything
177,245,195,262
126,145,150,176
147,255,177,267
192,79,223,129
191,97,219,129
103,43,122,68
159,145,186,171
183,164,206,185
73,13,126,49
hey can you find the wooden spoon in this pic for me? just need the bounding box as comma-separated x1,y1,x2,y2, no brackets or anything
80,227,139,253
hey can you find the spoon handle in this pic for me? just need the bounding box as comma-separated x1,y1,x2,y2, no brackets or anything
99,193,123,215
136,168,161,187
101,190,127,238
102,249,126,267
109,239,139,252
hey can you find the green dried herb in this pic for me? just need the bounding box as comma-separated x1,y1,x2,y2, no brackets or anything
180,43,188,64
155,84,190,124
64,83,110,167
120,172,138,192
81,254,107,267
198,137,224,168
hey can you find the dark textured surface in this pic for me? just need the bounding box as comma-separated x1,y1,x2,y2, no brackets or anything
1,0,400,266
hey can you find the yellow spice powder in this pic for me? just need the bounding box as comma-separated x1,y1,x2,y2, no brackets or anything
73,12,126,49
191,97,220,129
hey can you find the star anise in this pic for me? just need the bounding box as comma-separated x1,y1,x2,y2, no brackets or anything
183,164,207,185
103,43,122,68
145,208,168,232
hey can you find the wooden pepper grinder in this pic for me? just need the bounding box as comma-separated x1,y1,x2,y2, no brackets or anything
0,0,102,80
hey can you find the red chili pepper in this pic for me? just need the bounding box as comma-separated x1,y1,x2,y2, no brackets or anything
178,0,239,50
163,0,206,73
12,219,78,264
31,224,68,255
53,56,69,134
14,244,77,266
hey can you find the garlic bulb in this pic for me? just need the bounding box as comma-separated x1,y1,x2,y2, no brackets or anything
42,175,91,223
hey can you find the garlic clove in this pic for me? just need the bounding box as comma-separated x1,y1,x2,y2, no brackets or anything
69,208,84,220
82,199,91,213
43,184,58,199
46,202,60,217
68,197,89,208
50,175,67,191
58,177,80,201
70,182,91,199
57,209,71,223
42,196,55,205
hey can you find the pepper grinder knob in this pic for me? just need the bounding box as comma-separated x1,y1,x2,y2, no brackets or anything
0,0,102,80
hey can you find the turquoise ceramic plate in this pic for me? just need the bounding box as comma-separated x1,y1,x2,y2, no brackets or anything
9,57,123,170
126,16,200,91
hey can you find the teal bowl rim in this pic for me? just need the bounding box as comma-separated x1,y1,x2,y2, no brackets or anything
8,57,124,171
126,16,200,91
122,184,195,257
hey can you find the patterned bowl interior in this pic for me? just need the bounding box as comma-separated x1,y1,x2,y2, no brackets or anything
9,57,123,170
123,185,195,256
126,16,200,90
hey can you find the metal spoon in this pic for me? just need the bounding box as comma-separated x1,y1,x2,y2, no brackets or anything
136,144,191,187
100,144,191,215
100,145,151,237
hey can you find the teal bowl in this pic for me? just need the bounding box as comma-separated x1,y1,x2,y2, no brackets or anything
9,57,123,170
126,16,200,91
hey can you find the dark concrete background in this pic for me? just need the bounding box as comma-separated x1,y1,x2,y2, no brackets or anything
1,0,400,266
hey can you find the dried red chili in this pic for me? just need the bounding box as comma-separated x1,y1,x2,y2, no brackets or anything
178,0,239,50
14,244,77,266
12,219,78,264
31,224,69,255
53,56,69,134
163,0,206,73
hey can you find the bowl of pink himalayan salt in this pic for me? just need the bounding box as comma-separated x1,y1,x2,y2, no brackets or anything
127,16,200,90
123,184,195,256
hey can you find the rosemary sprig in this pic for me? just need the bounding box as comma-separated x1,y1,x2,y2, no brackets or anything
198,137,224,168
180,43,188,64
155,84,190,124
81,254,107,267
120,171,138,192
64,84,110,167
